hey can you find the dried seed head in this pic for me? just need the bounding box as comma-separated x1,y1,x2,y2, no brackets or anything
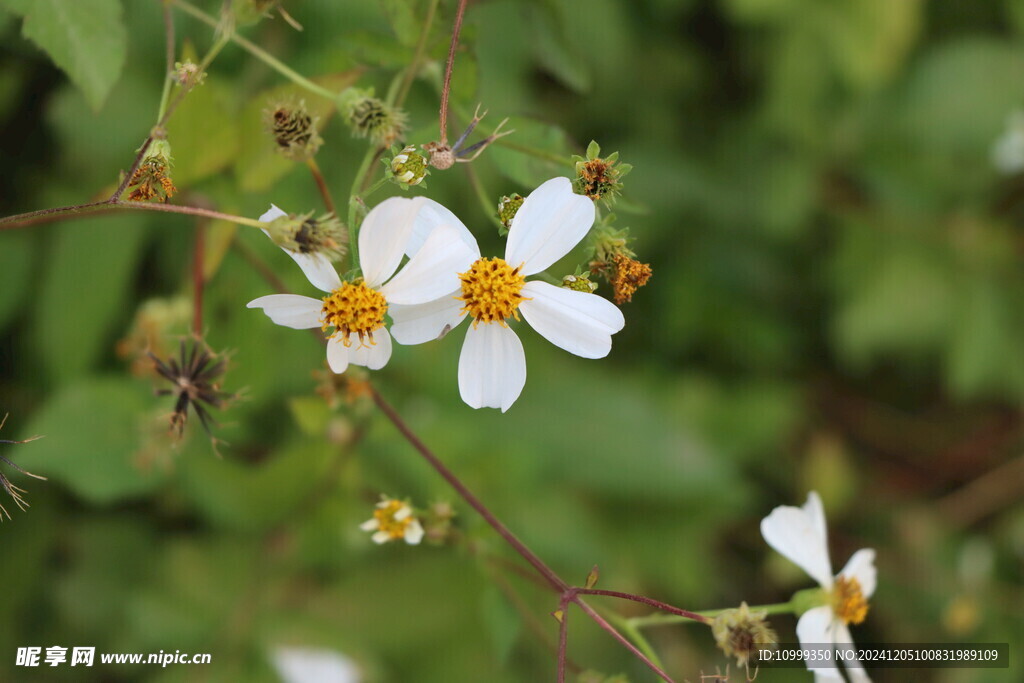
711,602,777,670
126,139,177,203
608,254,652,305
339,88,408,147
0,414,46,522
150,339,238,443
572,140,632,204
264,211,347,262
422,141,455,170
265,100,322,161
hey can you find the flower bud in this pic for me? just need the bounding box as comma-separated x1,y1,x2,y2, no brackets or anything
173,61,206,89
389,145,428,187
338,88,408,147
711,602,777,670
497,193,524,230
561,273,598,293
264,100,322,161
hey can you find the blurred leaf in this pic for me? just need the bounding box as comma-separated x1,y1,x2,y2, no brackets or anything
489,117,572,188
0,0,126,110
288,395,332,437
18,377,167,504
202,220,238,280
234,71,361,192
381,0,418,48
165,80,241,188
33,216,148,380
822,0,923,91
947,276,1024,399
481,586,521,665
0,231,34,330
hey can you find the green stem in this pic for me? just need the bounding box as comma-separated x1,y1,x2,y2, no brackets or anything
172,0,336,100
608,611,666,671
463,164,504,231
628,601,795,630
346,146,379,271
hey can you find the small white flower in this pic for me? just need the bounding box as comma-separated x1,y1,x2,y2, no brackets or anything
247,198,477,374
359,498,424,545
388,177,625,412
761,492,876,682
271,646,361,683
992,111,1024,174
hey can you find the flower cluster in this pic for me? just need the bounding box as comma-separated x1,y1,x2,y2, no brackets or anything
248,176,626,411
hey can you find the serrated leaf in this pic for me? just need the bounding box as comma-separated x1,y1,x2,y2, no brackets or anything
16,378,167,504
2,0,127,111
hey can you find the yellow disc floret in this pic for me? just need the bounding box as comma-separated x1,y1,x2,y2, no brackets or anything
373,499,416,540
832,576,869,625
321,280,387,347
457,257,528,325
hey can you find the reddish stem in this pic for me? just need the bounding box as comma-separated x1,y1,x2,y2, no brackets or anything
573,588,712,624
439,0,468,145
556,598,570,683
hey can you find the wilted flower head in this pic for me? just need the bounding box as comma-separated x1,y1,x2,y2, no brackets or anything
172,60,206,89
126,139,176,203
587,223,651,304
711,602,777,670
150,339,237,441
338,88,407,147
265,100,322,161
608,254,652,305
0,414,45,521
360,497,424,545
388,145,428,187
572,140,631,204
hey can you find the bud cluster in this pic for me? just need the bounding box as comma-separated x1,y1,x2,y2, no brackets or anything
388,146,429,187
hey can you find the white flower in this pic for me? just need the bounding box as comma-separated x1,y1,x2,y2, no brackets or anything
359,498,424,545
992,111,1024,174
271,646,361,683
387,177,626,411
761,492,876,682
247,199,477,374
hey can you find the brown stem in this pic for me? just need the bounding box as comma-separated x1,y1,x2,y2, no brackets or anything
0,200,264,231
110,137,155,202
192,220,206,336
556,597,570,683
370,386,568,593
306,158,337,216
573,588,711,624
439,0,468,145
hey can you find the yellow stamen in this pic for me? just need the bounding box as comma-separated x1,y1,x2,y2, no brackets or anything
457,257,528,325
321,280,387,347
373,500,415,540
833,576,869,625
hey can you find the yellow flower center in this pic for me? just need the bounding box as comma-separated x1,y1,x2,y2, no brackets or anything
321,280,387,347
832,576,869,625
457,257,527,324
374,500,415,540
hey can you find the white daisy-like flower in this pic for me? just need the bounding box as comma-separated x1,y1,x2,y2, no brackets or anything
761,491,876,682
359,498,424,545
247,198,477,374
387,176,626,412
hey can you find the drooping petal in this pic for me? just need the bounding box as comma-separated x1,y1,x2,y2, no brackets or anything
518,281,625,359
833,623,871,683
286,251,343,293
371,530,391,544
247,295,323,329
404,519,425,545
259,204,288,223
347,328,393,370
379,223,480,305
796,606,844,681
761,494,834,589
407,197,479,257
358,196,421,288
359,518,379,531
837,548,877,599
389,295,467,346
326,336,350,374
504,177,595,276
457,323,527,412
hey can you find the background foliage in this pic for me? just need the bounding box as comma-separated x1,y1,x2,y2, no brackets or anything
1,0,1022,681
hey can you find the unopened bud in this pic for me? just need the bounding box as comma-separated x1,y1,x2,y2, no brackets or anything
265,100,322,161
173,61,206,89
497,193,524,230
562,273,598,293
389,146,428,186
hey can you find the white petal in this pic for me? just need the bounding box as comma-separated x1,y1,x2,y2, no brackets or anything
359,519,379,531
833,622,871,683
326,336,350,374
796,606,844,680
247,295,323,329
347,328,392,370
389,295,467,346
285,251,342,293
837,548,877,599
504,177,595,275
804,491,830,549
518,281,625,359
458,323,526,412
272,646,361,683
371,531,391,544
760,493,834,589
407,197,479,257
404,520,424,545
379,223,480,305
393,505,411,521
259,204,288,222
358,196,421,288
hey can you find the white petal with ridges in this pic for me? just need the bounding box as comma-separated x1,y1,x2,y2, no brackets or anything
347,328,392,370
761,493,834,589
518,281,625,359
838,548,877,598
259,204,288,223
287,251,342,293
505,177,595,275
358,197,421,288
247,295,323,329
407,197,479,256
380,223,479,304
389,295,467,345
458,323,526,412
326,336,350,374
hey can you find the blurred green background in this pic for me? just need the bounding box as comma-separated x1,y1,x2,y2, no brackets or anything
1,0,1022,681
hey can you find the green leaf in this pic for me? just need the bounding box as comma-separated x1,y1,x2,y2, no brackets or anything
1,0,127,111
381,0,418,47
17,378,167,504
0,231,34,330
164,80,241,188
489,117,573,188
481,587,521,665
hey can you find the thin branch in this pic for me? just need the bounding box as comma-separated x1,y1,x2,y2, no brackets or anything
573,588,711,624
439,0,469,145
0,200,265,231
556,598,570,683
306,158,337,216
571,598,675,682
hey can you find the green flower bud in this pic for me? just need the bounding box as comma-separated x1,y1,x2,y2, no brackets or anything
497,193,524,229
561,273,598,293
389,146,429,187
